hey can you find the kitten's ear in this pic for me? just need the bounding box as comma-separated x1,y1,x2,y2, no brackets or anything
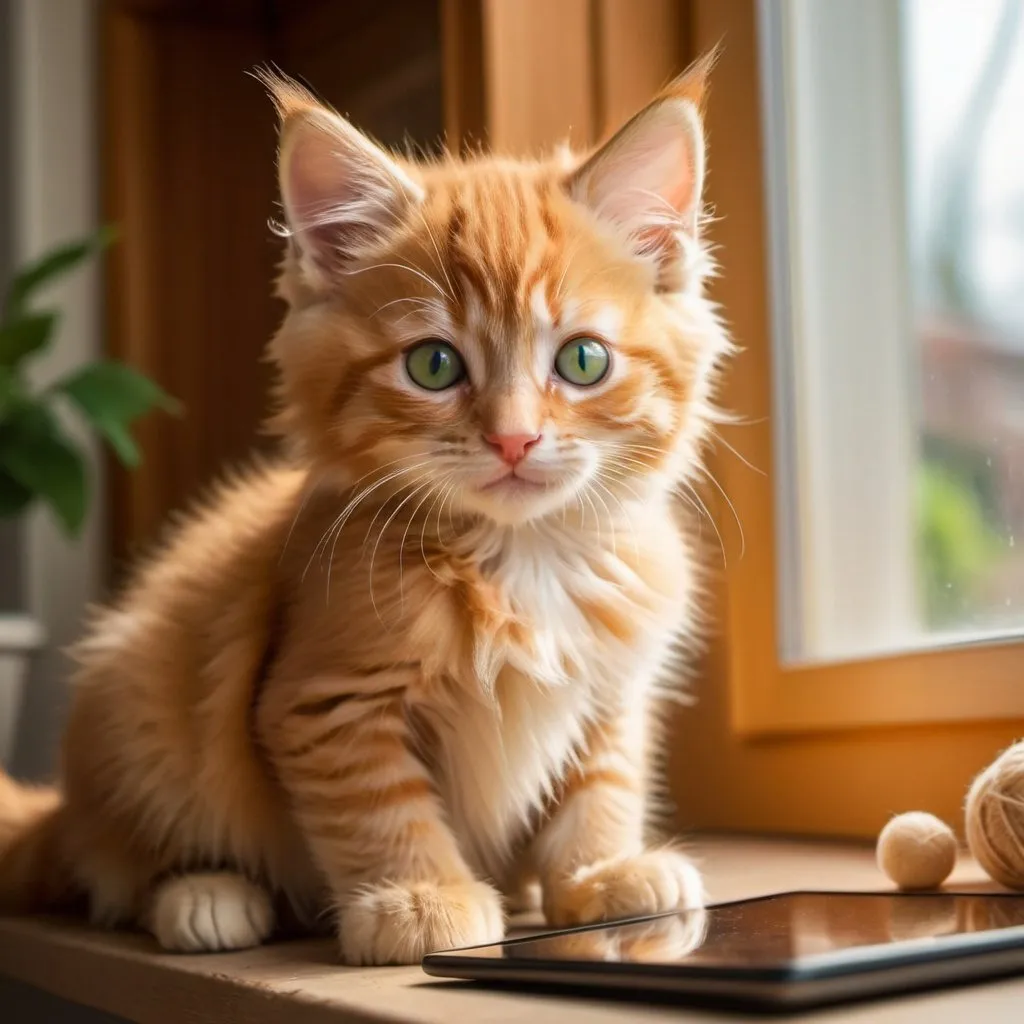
567,51,715,288
261,71,422,283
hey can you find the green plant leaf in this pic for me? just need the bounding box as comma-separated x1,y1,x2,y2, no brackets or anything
0,410,88,535
0,312,59,368
0,367,14,413
4,226,117,317
0,467,33,518
94,417,140,467
58,360,179,420
57,360,179,468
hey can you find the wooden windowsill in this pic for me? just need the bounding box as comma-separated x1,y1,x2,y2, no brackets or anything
0,836,1019,1023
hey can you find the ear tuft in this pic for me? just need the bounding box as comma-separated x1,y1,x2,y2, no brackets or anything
567,49,716,290
253,66,323,123
256,68,422,286
656,44,720,111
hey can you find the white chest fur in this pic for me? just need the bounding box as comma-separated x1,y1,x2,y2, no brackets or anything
419,513,688,880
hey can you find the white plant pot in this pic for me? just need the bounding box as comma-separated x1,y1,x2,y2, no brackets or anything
0,614,45,768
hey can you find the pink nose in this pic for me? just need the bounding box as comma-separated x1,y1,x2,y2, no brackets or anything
484,432,542,465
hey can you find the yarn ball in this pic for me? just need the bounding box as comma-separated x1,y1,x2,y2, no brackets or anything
965,743,1024,890
876,812,957,890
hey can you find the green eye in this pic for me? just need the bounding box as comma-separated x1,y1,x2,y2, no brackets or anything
555,337,610,386
406,340,465,391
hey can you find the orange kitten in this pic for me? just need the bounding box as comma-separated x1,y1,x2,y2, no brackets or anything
0,54,730,965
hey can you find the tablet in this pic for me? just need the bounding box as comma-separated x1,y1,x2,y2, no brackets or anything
422,891,1024,1010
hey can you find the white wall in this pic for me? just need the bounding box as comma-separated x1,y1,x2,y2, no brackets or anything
0,0,22,612
8,0,103,779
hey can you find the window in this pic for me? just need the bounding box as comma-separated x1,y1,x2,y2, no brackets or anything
671,0,1024,838
771,0,1024,662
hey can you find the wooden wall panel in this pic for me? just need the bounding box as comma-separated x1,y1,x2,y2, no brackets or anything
274,0,444,153
480,0,596,153
441,0,487,151
594,0,687,135
445,0,687,156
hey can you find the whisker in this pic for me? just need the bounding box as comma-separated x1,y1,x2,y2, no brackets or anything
304,459,435,584
342,451,443,498
435,480,455,547
368,295,444,320
713,432,765,477
678,479,727,567
368,481,432,623
448,482,461,537
344,261,450,300
580,485,602,549
553,238,584,301
321,463,429,559
574,487,586,532
605,441,668,460
393,306,445,327
604,452,662,478
592,474,643,564
415,208,457,303
358,469,433,553
700,466,746,559
398,478,446,602
719,413,768,429
420,478,454,583
326,467,430,603
670,485,709,546
595,468,650,557
280,474,319,564
584,481,616,559
597,470,645,508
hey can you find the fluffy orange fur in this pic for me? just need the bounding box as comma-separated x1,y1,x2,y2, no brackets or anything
0,54,730,965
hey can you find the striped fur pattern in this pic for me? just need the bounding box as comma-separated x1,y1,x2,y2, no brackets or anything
0,54,730,964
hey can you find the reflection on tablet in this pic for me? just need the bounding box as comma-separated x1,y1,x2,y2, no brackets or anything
509,908,709,964
501,893,1024,970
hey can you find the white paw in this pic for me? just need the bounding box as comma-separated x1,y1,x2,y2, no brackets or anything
148,872,274,952
544,849,704,927
339,880,504,965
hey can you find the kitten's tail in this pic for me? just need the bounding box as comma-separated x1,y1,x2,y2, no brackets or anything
0,769,72,912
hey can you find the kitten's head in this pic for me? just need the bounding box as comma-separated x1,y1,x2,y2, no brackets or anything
265,55,729,527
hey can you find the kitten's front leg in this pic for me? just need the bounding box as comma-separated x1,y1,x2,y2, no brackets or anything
260,679,502,964
533,707,704,927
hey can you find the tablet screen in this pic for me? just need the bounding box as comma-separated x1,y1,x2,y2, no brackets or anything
461,893,1024,973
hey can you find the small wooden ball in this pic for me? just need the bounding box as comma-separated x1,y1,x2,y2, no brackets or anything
965,743,1024,890
876,812,957,890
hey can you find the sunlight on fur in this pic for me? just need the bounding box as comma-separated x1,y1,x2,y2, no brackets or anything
0,52,729,965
